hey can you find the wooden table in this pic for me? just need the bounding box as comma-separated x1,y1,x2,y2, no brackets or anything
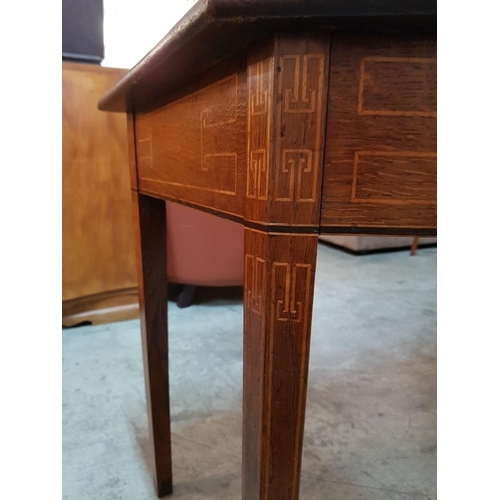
99,1,436,498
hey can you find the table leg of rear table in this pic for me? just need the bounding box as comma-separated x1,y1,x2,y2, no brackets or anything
242,228,318,500
131,191,173,497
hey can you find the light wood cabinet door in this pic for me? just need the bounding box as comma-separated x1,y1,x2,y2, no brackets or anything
62,62,138,325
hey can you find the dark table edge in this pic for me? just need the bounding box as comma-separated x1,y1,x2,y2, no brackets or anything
98,0,437,113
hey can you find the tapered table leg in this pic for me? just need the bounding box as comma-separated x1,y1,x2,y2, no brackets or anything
131,191,173,497
243,228,318,500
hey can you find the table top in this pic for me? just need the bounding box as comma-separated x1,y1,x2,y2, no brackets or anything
98,0,436,113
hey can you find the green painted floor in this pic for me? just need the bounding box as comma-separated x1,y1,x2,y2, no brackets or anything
63,242,437,500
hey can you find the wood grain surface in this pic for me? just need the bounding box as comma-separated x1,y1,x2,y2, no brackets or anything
243,228,318,500
131,192,173,497
320,35,437,234
245,33,330,228
135,57,247,220
62,62,138,310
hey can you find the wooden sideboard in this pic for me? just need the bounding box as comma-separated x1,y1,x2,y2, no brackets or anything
62,62,139,326
98,1,437,498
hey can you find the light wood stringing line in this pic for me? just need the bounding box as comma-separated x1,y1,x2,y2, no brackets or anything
247,57,273,200
264,256,313,500
275,54,325,204
245,253,266,315
137,74,239,195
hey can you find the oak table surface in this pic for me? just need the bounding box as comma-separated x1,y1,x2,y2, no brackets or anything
99,1,436,498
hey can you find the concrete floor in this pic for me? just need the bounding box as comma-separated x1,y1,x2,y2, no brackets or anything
62,242,437,500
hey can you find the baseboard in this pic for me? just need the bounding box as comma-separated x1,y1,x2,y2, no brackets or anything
62,287,139,327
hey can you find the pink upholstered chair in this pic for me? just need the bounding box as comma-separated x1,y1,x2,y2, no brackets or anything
166,201,244,306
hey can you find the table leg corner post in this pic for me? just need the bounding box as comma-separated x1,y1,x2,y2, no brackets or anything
243,228,318,500
243,30,328,499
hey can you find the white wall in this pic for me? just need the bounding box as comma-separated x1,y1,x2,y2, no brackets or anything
102,0,197,69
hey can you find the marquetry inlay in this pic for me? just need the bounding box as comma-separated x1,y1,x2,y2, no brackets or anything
275,52,325,206
276,149,315,202
243,226,318,500
244,254,313,324
201,75,238,173
265,238,316,500
247,150,268,200
245,36,329,227
272,262,312,323
247,57,273,200
250,60,270,116
245,253,266,315
135,70,245,214
321,36,436,230
279,54,324,113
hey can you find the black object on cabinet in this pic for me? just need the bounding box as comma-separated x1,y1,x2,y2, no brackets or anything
62,0,104,63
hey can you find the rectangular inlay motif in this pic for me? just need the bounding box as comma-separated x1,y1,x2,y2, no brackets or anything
321,35,437,231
